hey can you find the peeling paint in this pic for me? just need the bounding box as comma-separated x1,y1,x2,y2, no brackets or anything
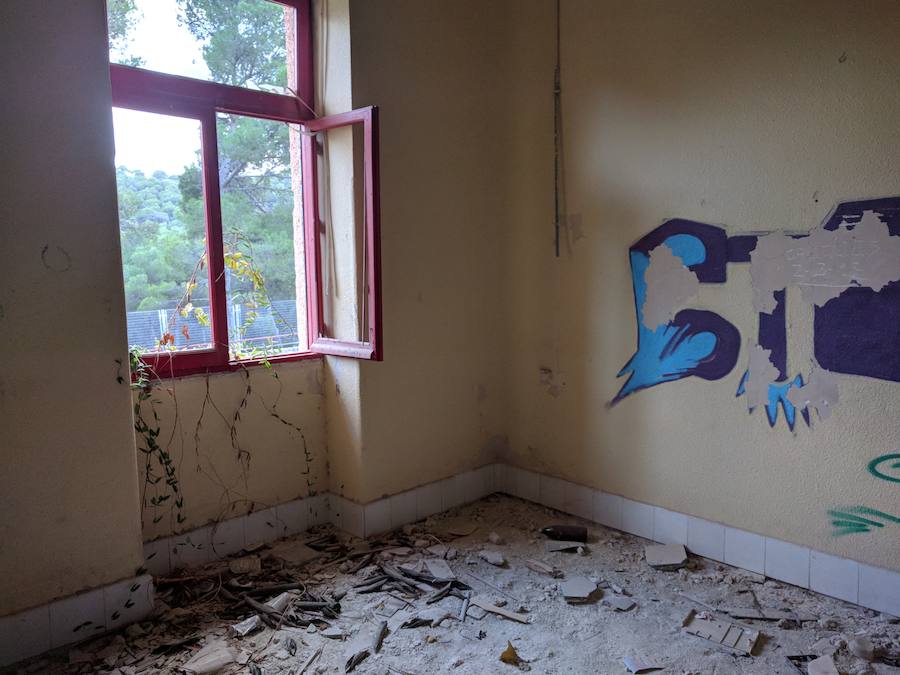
744,344,780,409
787,368,839,420
642,244,700,329
750,210,900,312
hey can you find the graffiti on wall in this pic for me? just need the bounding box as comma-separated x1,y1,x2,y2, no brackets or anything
828,453,900,536
612,197,900,428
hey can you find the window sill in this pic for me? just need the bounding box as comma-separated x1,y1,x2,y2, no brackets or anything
137,350,322,381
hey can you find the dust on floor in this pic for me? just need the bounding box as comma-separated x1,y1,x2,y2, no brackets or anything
8,495,900,675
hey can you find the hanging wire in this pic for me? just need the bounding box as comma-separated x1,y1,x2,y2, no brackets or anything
553,0,562,258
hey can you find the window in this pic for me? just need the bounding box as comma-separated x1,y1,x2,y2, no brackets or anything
108,0,381,376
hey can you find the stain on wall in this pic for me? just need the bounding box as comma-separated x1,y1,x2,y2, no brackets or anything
614,198,900,429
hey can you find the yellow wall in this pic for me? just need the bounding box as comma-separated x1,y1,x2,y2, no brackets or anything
345,0,515,502
505,0,900,571
137,360,326,541
3,0,900,622
0,2,144,615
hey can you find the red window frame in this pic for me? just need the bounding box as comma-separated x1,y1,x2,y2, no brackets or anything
109,0,381,377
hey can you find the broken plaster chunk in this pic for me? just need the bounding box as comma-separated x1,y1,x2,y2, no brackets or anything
644,544,688,570
321,625,344,640
807,654,840,675
681,609,759,656
425,558,456,581
605,595,636,612
560,576,598,604
642,242,700,328
267,540,320,565
181,640,237,674
479,549,507,567
623,655,665,674
229,615,262,637
849,636,875,661
524,559,563,578
228,556,261,575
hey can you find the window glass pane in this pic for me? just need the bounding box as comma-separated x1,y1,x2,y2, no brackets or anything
108,0,294,94
217,114,306,359
113,108,213,354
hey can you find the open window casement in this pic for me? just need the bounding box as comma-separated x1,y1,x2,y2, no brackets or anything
301,106,382,360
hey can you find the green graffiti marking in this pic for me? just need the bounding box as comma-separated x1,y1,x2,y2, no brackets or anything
828,451,900,537
828,506,900,537
867,453,900,483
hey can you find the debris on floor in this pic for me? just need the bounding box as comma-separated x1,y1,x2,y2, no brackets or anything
807,653,840,675
682,608,760,655
560,576,598,604
644,543,688,570
540,524,587,542
10,495,900,674
499,640,522,666
622,654,665,673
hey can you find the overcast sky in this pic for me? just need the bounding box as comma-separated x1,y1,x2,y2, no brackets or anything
111,0,209,174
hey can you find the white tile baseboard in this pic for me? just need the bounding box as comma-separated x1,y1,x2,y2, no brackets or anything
0,574,153,667
489,463,899,617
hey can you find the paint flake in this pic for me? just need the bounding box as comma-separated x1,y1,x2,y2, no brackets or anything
642,244,700,328
744,345,780,409
786,368,839,420
750,210,900,312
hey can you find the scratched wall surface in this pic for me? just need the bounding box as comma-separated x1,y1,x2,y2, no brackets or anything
503,0,900,571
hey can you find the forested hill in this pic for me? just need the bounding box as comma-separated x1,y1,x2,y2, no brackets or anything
115,166,204,312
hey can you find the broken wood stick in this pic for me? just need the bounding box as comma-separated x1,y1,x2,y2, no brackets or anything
469,597,530,624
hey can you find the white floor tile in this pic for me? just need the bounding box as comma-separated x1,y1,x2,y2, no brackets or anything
517,468,540,503
765,538,810,588
170,526,213,570
0,605,50,667
49,588,106,648
364,498,391,537
440,477,463,511
493,463,510,494
142,537,171,577
390,489,418,528
103,575,153,631
539,475,566,512
621,498,654,540
653,507,688,545
810,550,859,604
277,499,310,536
687,516,725,562
592,491,622,530
209,517,245,558
416,482,443,520
245,507,285,546
859,563,900,617
724,527,765,574
562,482,593,520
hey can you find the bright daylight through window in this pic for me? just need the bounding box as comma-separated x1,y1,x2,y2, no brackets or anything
110,0,307,372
